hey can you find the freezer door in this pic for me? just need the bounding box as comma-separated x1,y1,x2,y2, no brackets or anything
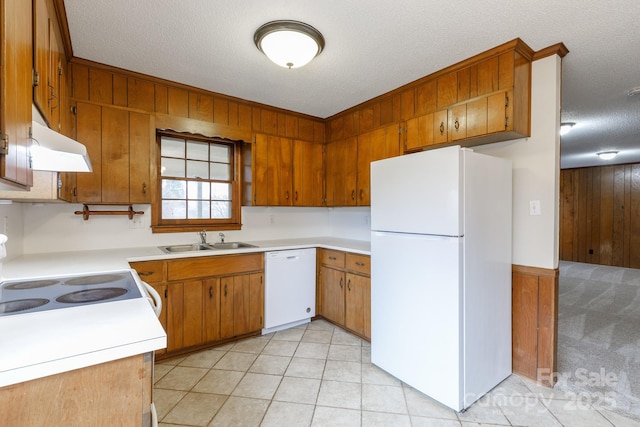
370,145,462,236
370,231,464,411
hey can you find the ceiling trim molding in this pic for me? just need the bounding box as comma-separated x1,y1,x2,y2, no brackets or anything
532,43,570,61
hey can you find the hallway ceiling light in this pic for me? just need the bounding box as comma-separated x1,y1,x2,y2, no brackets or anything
597,151,618,160
560,122,575,136
254,20,325,69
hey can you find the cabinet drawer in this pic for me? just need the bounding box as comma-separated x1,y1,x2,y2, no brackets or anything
167,253,264,281
346,254,370,276
129,261,166,283
320,249,345,268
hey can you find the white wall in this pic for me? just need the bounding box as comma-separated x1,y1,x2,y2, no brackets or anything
0,202,25,262
475,54,561,270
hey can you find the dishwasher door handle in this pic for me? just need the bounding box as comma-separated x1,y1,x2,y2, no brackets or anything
286,256,299,260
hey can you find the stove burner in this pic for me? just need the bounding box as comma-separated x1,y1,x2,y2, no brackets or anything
4,279,60,290
56,287,128,304
0,298,50,314
64,274,124,286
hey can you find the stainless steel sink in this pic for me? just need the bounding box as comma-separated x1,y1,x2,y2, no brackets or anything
158,242,257,253
158,243,216,253
210,242,257,249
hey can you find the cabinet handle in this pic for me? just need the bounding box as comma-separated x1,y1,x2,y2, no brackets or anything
339,277,343,289
355,261,365,267
224,284,228,297
142,183,147,195
359,189,364,200
295,190,298,201
351,190,356,200
138,271,154,276
439,122,445,135
285,190,290,200
328,256,337,261
164,289,167,298
209,286,213,299
347,279,351,291
454,119,460,131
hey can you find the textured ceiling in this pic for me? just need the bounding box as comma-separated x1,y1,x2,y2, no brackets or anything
63,0,640,169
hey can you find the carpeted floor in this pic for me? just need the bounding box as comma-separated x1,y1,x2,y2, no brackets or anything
557,261,640,422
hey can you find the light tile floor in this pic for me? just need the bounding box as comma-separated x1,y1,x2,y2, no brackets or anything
154,319,639,426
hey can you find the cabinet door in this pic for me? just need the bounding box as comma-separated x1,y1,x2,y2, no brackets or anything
203,278,220,342
488,91,509,134
319,266,345,325
449,104,467,141
219,276,235,339
74,102,102,202
466,97,488,138
182,280,204,348
324,138,356,207
219,273,264,339
129,112,152,203
433,109,448,145
268,136,293,205
32,0,50,124
249,273,264,332
101,107,130,203
345,273,370,339
0,0,33,188
166,282,184,352
404,113,435,152
292,139,323,206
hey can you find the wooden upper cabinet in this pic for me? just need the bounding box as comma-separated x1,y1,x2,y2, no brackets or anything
356,124,400,205
129,112,152,203
292,139,323,206
325,137,357,206
0,0,33,188
73,102,152,204
252,134,293,206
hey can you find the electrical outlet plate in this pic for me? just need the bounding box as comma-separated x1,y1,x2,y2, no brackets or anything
529,200,541,216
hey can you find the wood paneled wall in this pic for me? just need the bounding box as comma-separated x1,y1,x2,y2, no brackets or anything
512,265,559,386
560,163,640,268
69,59,325,144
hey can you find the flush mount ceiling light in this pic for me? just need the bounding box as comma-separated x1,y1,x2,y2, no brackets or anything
254,20,325,69
560,122,575,136
597,151,619,161
628,86,640,97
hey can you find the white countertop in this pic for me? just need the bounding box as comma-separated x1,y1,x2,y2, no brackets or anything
0,237,369,387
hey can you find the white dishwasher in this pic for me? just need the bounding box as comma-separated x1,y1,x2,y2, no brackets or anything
263,248,316,334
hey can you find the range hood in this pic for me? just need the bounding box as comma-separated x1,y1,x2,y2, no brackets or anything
30,121,92,172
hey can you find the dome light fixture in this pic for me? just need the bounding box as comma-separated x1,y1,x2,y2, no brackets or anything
597,151,618,161
254,20,325,69
560,122,575,136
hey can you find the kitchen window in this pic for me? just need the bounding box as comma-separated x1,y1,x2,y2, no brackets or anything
151,132,242,232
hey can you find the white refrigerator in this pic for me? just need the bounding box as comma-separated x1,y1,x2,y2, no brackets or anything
370,145,512,412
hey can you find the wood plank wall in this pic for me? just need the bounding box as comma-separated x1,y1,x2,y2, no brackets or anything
69,59,325,144
560,163,640,268
512,265,559,386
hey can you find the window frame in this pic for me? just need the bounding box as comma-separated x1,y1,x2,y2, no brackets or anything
151,130,243,233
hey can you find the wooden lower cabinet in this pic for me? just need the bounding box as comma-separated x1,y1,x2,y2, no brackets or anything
130,253,264,358
220,273,264,339
317,249,371,340
0,353,153,426
319,266,345,325
345,272,371,339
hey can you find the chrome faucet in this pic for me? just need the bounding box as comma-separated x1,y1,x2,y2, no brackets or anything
219,232,225,243
198,229,207,244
